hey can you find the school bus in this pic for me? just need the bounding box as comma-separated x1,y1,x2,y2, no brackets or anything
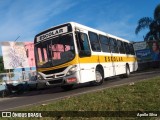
34,22,138,90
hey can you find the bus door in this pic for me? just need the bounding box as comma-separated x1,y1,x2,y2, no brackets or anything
109,38,118,76
76,30,95,83
99,35,113,77
109,53,116,76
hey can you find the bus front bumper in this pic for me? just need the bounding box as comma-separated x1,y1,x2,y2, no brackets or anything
37,73,78,88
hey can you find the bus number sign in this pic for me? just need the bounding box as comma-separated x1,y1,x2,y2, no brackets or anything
36,26,68,42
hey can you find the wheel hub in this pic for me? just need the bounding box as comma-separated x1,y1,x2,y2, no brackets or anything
96,71,102,82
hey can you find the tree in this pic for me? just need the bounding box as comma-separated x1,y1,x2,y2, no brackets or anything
135,4,160,41
0,56,5,73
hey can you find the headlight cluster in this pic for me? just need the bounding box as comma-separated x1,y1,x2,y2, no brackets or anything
66,65,77,76
37,74,44,80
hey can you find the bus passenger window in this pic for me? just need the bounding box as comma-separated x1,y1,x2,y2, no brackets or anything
89,32,101,52
117,40,125,54
77,32,90,51
99,35,110,53
110,38,119,53
129,43,135,55
124,42,130,54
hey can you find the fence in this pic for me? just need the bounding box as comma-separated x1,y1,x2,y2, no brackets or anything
0,70,37,94
0,70,36,83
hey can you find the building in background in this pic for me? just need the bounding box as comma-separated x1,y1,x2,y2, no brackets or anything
133,41,160,63
24,42,35,68
133,41,152,62
1,42,35,70
133,41,160,69
147,41,160,61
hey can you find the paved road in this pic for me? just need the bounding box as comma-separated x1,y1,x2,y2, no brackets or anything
0,69,160,111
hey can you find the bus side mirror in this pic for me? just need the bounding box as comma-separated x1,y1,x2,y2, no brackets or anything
79,50,91,57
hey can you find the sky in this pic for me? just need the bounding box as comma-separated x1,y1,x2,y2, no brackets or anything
0,0,159,42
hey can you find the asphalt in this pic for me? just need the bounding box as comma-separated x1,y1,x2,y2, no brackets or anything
0,69,160,111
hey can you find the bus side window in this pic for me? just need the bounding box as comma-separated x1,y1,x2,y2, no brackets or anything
76,32,91,52
117,40,125,54
114,39,119,53
110,38,119,53
129,43,135,55
88,32,101,52
121,41,126,54
99,35,110,53
124,42,130,54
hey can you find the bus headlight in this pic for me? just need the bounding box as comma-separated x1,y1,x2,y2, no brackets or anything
66,65,77,76
37,74,44,80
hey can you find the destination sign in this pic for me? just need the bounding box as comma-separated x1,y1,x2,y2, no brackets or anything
36,26,68,42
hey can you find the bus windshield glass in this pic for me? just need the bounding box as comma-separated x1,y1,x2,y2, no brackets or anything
35,33,75,68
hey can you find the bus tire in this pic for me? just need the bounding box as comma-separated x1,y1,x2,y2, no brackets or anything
124,65,130,78
91,68,104,86
61,84,74,91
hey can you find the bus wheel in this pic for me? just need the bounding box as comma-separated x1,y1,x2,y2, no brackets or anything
92,68,104,86
61,84,74,91
124,65,130,78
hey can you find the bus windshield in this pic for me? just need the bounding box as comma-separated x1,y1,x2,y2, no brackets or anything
35,33,75,68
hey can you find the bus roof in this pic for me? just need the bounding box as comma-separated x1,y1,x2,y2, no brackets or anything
69,22,130,43
35,22,131,43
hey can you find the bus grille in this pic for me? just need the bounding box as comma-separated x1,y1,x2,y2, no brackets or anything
42,67,67,75
48,79,63,85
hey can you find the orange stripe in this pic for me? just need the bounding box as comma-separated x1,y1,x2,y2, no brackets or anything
38,55,137,72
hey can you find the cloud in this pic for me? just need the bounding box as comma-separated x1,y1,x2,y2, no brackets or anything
0,0,147,42
69,0,146,42
96,16,135,40
0,0,76,41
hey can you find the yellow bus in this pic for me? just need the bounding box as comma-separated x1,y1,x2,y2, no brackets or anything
34,22,138,90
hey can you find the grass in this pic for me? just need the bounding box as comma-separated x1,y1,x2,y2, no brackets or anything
1,76,160,120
